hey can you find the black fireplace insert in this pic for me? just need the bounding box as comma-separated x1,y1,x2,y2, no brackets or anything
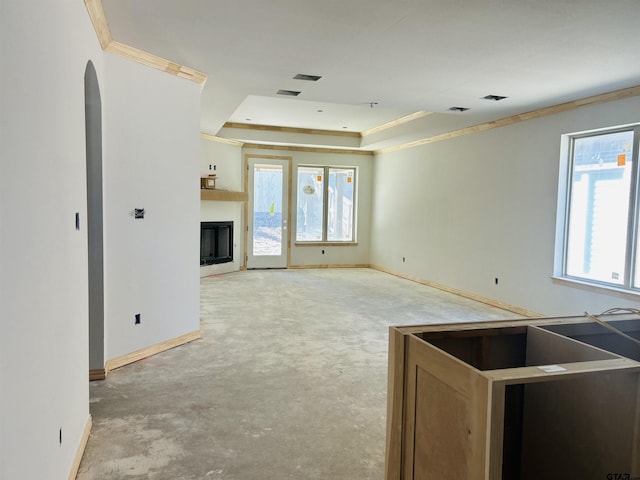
200,221,233,265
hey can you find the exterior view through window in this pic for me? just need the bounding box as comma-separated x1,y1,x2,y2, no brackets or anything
297,166,355,242
560,126,640,290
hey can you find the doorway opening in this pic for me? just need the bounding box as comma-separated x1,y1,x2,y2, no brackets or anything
85,60,105,378
245,155,292,269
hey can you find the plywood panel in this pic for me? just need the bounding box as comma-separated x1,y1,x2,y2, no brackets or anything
413,368,469,480
385,328,406,480
521,372,638,479
425,330,527,371
543,319,640,361
525,326,616,366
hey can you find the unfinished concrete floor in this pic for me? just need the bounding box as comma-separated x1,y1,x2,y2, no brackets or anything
77,268,521,479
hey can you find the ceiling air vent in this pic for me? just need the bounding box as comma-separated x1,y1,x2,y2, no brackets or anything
448,106,470,112
293,74,322,81
482,94,508,101
277,89,301,96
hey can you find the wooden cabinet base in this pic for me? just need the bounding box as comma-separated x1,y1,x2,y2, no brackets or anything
385,314,640,480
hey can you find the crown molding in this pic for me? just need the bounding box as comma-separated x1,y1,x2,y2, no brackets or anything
361,111,431,137
242,143,374,156
200,132,244,146
377,84,640,154
223,122,361,138
84,0,207,85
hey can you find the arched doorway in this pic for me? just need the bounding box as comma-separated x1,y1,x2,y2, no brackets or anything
85,60,105,379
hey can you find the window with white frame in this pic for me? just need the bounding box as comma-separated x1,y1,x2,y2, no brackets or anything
296,166,356,243
556,125,640,291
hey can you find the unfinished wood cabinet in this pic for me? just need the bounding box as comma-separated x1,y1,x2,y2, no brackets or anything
385,314,640,480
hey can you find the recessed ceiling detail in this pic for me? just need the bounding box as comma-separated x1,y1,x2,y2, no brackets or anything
294,74,322,81
483,94,508,101
448,107,470,112
100,0,640,139
277,89,301,96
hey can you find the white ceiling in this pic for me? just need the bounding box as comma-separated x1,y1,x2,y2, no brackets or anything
102,0,640,145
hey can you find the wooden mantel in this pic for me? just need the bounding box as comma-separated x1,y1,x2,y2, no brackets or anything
200,189,248,202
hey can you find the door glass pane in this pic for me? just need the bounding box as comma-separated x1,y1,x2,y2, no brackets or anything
296,166,324,241
327,168,355,241
566,131,633,284
253,164,283,256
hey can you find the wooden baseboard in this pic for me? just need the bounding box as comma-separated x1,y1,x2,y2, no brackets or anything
370,265,544,318
89,369,106,381
104,329,202,374
288,263,370,269
68,415,92,480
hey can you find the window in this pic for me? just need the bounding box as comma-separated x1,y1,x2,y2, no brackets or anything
296,166,356,242
556,125,640,292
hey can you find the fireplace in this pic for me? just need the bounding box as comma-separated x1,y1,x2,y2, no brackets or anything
200,221,233,265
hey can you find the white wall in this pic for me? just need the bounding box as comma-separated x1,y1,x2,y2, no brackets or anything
103,54,201,360
243,148,373,267
371,96,640,316
0,1,102,478
200,139,244,276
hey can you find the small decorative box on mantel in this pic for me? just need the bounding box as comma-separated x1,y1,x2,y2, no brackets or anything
200,174,217,190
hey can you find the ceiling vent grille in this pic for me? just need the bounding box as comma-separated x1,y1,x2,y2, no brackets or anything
277,89,301,96
448,106,470,112
482,94,508,101
293,74,322,81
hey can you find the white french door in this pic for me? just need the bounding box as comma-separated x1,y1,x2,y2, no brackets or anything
246,157,290,269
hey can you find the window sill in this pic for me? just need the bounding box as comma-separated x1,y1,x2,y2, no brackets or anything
551,275,640,300
295,242,358,247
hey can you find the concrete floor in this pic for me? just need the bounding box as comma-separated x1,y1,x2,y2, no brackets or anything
77,268,521,480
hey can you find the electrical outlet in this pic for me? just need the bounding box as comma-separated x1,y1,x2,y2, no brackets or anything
135,313,141,325
495,277,499,285
403,257,406,263
134,208,145,219
213,165,217,171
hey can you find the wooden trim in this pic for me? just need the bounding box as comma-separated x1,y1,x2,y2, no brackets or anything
89,368,106,381
200,189,248,202
84,0,207,85
361,111,431,137
294,242,359,247
287,156,293,268
105,329,201,373
289,263,370,269
243,143,374,156
370,264,544,318
470,374,491,479
200,132,244,146
243,155,249,270
83,0,111,49
224,122,361,138
377,84,640,154
385,327,406,480
68,415,92,480
391,313,640,336
105,41,207,84
484,358,640,385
